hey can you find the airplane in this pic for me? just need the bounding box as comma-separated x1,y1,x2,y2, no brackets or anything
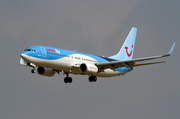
20,27,175,83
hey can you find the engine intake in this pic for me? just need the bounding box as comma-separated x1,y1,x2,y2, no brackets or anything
37,67,55,77
79,63,98,74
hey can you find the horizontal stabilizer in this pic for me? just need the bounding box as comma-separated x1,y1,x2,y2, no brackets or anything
20,58,27,66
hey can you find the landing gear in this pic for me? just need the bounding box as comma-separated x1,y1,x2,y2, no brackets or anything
89,75,97,82
64,77,72,83
28,63,36,73
64,72,72,83
31,69,36,73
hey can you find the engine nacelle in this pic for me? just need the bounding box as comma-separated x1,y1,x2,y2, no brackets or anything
79,63,98,74
37,67,55,77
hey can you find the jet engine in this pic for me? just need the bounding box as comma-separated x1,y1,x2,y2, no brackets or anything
79,63,98,74
37,67,55,77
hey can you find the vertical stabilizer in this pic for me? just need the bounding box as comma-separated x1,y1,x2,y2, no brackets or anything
109,27,137,60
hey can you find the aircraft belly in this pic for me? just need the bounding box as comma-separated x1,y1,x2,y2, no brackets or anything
95,69,123,77
26,56,72,71
24,55,130,77
42,58,73,71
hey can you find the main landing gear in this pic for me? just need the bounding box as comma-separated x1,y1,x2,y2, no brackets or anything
64,72,72,83
89,75,97,82
63,73,97,83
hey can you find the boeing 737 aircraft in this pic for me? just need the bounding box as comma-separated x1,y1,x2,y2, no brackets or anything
20,27,175,83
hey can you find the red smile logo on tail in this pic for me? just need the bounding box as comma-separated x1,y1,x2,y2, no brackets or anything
125,45,133,57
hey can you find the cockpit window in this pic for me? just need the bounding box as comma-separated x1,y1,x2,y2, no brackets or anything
24,49,31,51
24,49,36,52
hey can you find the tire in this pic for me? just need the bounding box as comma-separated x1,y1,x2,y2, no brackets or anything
89,76,93,82
68,77,72,83
64,77,68,83
31,69,36,73
93,76,97,82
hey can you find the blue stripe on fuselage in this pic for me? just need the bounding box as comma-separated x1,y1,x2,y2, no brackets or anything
115,67,133,72
21,46,111,63
21,46,133,73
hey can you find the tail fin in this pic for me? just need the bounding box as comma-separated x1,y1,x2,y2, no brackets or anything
109,27,137,60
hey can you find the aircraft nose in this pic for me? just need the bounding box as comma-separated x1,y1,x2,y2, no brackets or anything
20,53,25,59
20,53,29,62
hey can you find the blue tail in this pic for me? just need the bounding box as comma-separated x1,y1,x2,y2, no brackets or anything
109,27,137,60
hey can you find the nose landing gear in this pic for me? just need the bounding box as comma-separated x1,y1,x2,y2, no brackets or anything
31,69,36,73
27,63,36,73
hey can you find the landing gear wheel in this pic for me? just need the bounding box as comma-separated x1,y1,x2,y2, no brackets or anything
64,77,73,83
64,72,73,83
89,76,93,82
31,69,36,73
93,76,97,82
89,76,97,82
68,77,72,83
64,77,68,83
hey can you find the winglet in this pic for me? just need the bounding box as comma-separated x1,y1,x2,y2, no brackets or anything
167,43,176,56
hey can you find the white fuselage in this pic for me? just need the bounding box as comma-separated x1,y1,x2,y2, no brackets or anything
21,53,129,77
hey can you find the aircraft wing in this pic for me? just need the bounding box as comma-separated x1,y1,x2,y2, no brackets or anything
96,43,175,70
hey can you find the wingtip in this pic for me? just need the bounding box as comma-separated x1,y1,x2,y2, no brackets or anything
167,42,176,55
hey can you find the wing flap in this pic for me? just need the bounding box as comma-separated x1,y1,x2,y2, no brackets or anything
133,61,166,67
96,54,166,67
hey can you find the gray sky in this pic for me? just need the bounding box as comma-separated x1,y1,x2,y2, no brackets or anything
0,0,180,119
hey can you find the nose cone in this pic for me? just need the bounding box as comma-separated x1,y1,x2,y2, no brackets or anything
20,53,25,58
20,53,29,62
21,54,24,58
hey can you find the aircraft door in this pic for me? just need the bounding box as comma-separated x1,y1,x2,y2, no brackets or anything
79,56,84,63
40,47,46,58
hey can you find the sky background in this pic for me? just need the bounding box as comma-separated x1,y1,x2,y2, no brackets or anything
0,0,180,119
